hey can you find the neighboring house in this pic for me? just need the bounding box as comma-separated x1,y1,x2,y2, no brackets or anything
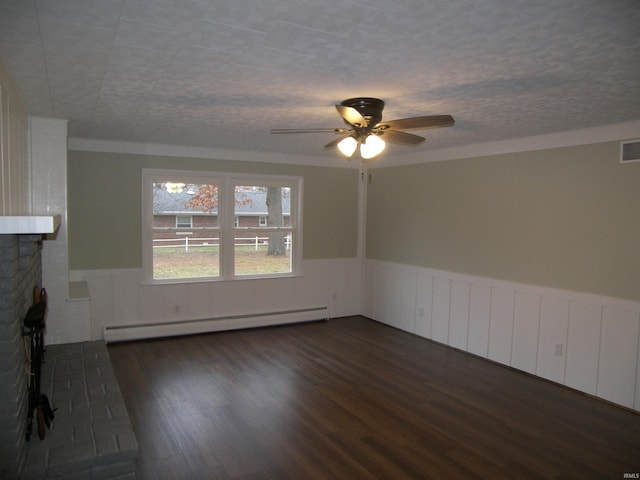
152,186,291,246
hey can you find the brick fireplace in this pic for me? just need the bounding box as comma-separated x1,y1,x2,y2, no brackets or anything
0,231,138,479
0,234,44,478
0,231,138,480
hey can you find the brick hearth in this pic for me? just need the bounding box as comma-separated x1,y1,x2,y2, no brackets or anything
20,341,137,480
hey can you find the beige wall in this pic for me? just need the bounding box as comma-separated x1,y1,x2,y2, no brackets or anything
67,150,359,269
367,141,640,302
0,56,28,215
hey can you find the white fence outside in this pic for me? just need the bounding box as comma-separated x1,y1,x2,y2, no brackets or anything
153,235,291,252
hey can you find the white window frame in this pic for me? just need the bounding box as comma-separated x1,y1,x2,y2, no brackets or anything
142,169,302,284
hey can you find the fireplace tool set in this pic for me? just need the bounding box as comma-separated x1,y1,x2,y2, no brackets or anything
23,286,56,441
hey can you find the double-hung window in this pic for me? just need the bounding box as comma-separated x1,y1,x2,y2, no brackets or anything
142,169,302,284
176,215,192,228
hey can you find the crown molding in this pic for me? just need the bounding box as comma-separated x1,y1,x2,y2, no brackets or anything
379,119,640,168
68,119,640,169
67,137,355,168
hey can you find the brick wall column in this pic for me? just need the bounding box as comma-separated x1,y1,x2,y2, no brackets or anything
0,234,43,478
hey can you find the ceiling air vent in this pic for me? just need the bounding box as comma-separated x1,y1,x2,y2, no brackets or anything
620,139,640,163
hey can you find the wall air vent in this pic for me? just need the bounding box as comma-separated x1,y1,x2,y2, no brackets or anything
620,139,640,163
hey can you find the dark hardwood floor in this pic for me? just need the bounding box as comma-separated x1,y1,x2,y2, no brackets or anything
108,316,640,479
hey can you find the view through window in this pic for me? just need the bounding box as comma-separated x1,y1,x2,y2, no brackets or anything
233,184,293,276
142,170,301,283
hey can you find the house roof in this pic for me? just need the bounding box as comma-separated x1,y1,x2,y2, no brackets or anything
153,188,290,215
1,1,639,163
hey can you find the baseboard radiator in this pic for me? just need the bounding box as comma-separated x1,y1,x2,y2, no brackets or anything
103,306,329,343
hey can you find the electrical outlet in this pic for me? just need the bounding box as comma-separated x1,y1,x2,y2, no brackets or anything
173,305,181,315
331,292,338,302
554,343,563,356
418,305,425,316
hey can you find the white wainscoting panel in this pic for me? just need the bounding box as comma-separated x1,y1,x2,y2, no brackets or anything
114,269,142,325
187,281,216,319
164,283,189,322
365,259,640,411
399,270,418,334
449,280,470,351
488,287,515,365
511,292,541,375
72,258,362,342
361,260,376,319
597,308,640,408
467,283,491,358
565,302,602,395
87,275,113,340
373,264,393,326
415,273,433,338
536,296,570,384
381,265,403,329
141,281,166,322
431,277,451,344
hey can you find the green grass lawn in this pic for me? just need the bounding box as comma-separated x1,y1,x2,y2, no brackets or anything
153,245,291,278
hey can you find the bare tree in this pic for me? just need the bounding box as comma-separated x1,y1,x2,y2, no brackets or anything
266,186,286,256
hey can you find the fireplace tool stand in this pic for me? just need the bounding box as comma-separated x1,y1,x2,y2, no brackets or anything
23,286,56,441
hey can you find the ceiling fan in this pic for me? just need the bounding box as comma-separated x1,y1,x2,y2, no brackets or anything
271,97,455,161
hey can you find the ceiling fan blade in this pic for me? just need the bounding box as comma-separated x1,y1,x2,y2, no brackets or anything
380,130,426,146
324,134,353,149
377,115,454,131
335,105,368,127
271,128,346,134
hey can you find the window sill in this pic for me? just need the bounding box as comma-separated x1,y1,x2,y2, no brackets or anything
143,272,303,286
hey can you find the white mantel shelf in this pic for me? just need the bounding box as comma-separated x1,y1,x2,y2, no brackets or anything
0,215,61,234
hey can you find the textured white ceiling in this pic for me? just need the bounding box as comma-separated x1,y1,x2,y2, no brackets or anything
1,0,639,159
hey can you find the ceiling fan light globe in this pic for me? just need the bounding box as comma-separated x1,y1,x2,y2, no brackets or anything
337,136,358,158
360,135,386,160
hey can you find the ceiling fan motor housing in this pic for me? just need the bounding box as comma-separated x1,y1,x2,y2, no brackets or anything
340,97,384,128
